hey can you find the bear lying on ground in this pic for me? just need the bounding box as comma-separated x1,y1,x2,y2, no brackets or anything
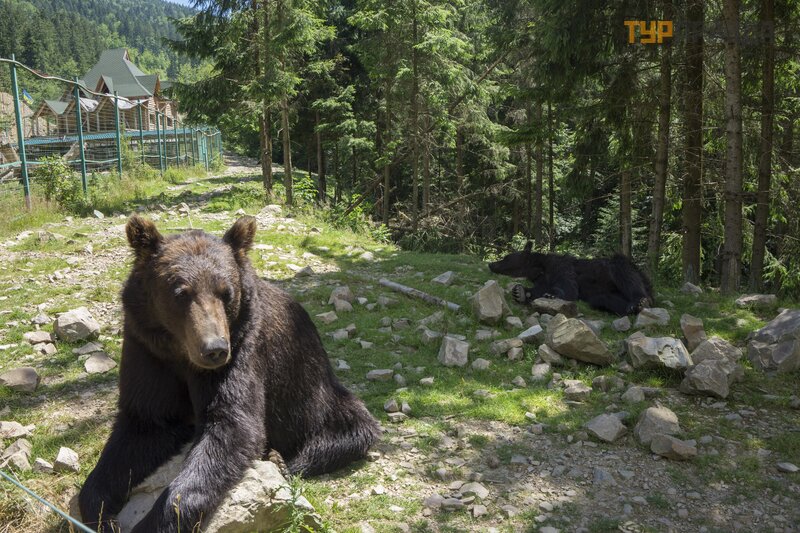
488,242,654,316
79,215,380,533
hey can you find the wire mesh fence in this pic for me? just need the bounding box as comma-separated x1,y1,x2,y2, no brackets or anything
0,54,222,209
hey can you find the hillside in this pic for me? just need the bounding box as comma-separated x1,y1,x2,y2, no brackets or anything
0,0,193,79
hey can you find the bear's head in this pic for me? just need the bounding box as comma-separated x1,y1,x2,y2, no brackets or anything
488,241,546,279
125,215,257,370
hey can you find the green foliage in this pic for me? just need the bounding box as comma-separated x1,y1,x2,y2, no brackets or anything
33,156,90,214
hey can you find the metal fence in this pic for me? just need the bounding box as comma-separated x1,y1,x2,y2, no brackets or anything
0,55,222,209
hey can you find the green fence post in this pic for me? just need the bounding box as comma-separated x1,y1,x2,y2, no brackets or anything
203,129,209,171
137,104,145,165
162,114,169,170
113,91,123,178
193,129,198,165
174,119,180,167
9,55,31,210
155,111,164,176
73,78,88,195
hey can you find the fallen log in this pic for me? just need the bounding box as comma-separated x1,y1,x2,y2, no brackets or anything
378,278,461,312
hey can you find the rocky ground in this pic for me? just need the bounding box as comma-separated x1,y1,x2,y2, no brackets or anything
0,156,798,533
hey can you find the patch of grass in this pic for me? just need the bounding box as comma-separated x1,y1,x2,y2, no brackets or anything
588,517,623,533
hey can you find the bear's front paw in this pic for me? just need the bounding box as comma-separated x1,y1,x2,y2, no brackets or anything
268,449,291,479
511,284,528,304
542,292,557,299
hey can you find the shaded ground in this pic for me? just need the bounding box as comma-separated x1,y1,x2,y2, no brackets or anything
0,155,798,533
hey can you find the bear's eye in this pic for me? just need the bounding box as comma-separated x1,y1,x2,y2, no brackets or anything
174,285,192,301
219,285,234,302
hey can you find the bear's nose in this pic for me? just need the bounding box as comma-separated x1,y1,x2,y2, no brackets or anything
200,337,229,364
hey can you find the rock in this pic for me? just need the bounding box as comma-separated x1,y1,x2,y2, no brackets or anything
585,414,627,443
111,450,321,532
747,309,800,373
73,342,103,355
0,367,40,393
419,327,442,344
507,346,524,361
366,369,394,381
650,434,697,460
692,336,742,365
612,316,631,332
328,286,354,304
634,406,681,445
34,342,57,356
634,308,670,328
474,329,497,341
472,504,487,518
563,380,591,401
776,462,798,473
489,337,524,356
472,358,491,371
679,359,734,398
84,352,117,374
546,314,612,366
336,360,350,372
0,421,34,438
591,375,625,392
420,377,434,386
33,458,54,473
53,447,80,473
333,299,353,313
394,374,406,387
532,298,577,318
438,336,470,367
23,331,52,344
53,307,100,342
471,281,511,324
359,251,375,262
315,311,338,325
1,439,32,471
293,266,314,278
401,401,411,415
31,312,51,325
735,293,777,309
531,363,551,381
387,412,408,423
680,314,707,352
359,340,373,349
384,398,400,413
505,316,524,329
518,324,544,344
460,482,489,499
537,344,563,365
330,329,349,341
680,282,703,295
592,467,616,486
511,376,527,388
432,271,456,285
581,319,605,335
626,335,691,370
419,311,445,327
621,386,645,403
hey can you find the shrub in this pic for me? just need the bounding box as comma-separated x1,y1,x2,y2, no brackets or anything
33,156,90,214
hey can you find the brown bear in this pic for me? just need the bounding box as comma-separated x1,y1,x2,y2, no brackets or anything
78,215,380,533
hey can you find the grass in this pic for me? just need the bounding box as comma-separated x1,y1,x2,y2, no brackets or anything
0,162,799,532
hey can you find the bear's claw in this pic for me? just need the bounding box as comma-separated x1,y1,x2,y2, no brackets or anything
267,449,292,479
511,284,528,304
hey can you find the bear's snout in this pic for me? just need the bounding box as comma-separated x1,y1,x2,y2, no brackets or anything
200,337,230,366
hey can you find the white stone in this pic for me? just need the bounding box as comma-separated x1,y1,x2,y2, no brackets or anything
53,307,100,342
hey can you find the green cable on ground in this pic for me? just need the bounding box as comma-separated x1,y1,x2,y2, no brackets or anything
0,469,95,533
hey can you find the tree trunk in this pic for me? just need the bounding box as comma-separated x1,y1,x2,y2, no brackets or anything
382,88,392,226
456,127,464,218
423,112,431,214
334,142,340,203
681,0,704,284
410,1,420,229
548,102,555,251
720,0,744,294
260,106,273,194
315,110,326,203
525,142,532,239
620,168,632,257
749,0,775,291
647,0,672,275
534,103,544,247
281,98,293,206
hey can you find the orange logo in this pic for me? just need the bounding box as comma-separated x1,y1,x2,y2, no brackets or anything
624,20,673,44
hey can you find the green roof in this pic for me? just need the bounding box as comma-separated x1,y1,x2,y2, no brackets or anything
43,100,69,115
82,49,151,98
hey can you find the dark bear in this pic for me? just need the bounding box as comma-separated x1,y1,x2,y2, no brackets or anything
488,242,654,316
78,215,380,533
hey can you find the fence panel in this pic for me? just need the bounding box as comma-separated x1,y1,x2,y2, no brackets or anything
0,56,222,209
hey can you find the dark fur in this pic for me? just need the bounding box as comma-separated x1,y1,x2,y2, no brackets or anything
488,242,654,316
78,216,380,533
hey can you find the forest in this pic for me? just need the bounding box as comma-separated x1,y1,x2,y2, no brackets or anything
170,0,800,296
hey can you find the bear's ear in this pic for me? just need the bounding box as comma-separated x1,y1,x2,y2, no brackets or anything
524,241,533,254
224,216,257,258
126,215,163,261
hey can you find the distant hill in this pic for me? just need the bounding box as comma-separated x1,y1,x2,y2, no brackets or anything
0,0,193,80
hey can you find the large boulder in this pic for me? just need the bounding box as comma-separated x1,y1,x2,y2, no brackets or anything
0,367,40,393
735,293,777,310
634,308,670,328
626,334,692,370
679,359,734,399
747,309,800,373
74,451,322,532
650,434,697,461
53,307,101,342
680,314,707,352
545,314,613,366
633,406,681,445
532,298,577,318
585,414,627,443
471,281,511,325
